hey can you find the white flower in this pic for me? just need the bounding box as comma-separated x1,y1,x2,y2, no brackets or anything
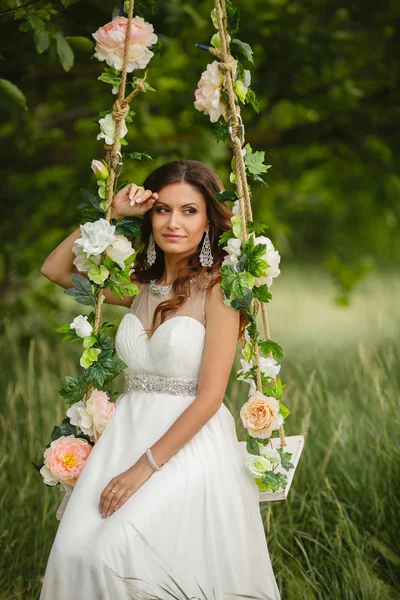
259,445,281,466
70,315,93,339
245,455,272,478
72,244,101,273
66,390,115,442
194,61,227,123
238,356,281,395
221,236,242,267
97,113,128,146
39,464,58,486
252,234,281,288
73,219,117,259
105,234,134,270
67,401,94,437
232,199,240,215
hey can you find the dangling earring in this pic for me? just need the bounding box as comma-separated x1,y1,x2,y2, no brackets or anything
147,232,157,266
199,229,214,267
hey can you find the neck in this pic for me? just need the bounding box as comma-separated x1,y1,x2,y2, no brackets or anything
158,250,192,285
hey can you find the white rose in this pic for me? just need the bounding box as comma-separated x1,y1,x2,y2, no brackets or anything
194,61,227,123
259,445,281,466
39,464,59,486
70,315,93,339
245,455,272,478
73,219,117,259
97,113,128,146
72,243,101,273
252,234,281,288
105,234,134,270
221,236,242,267
67,401,94,437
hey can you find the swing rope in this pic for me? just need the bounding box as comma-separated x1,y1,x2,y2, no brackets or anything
211,0,286,447
85,0,142,400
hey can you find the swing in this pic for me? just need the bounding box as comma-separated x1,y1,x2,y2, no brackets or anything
36,0,304,518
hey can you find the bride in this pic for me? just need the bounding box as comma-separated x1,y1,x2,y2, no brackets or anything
39,159,281,600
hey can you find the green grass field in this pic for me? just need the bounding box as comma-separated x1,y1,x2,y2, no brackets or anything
1,267,399,599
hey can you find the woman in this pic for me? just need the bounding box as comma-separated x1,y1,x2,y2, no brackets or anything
39,160,281,600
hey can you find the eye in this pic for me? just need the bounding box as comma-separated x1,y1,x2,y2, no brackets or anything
185,208,197,214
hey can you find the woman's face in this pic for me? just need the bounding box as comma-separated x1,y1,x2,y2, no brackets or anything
150,182,208,257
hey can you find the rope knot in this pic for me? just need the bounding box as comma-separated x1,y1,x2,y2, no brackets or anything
218,55,237,75
112,99,130,121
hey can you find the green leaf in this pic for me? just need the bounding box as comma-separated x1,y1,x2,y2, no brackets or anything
241,235,269,277
34,30,50,53
230,288,254,311
83,335,97,349
215,189,238,202
32,460,44,473
231,39,254,64
115,216,143,237
226,0,240,34
58,375,87,404
245,88,259,113
211,119,229,143
259,339,285,362
262,471,288,493
246,438,260,456
64,273,96,307
247,220,269,235
221,265,255,299
86,355,128,388
0,78,28,110
51,417,77,441
218,230,235,246
277,447,294,471
244,143,271,186
272,377,283,400
253,285,272,303
66,36,94,52
279,402,290,419
55,323,71,333
54,33,74,72
108,281,140,300
148,38,162,57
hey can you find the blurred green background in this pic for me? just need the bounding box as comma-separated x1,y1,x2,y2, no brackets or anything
0,1,399,599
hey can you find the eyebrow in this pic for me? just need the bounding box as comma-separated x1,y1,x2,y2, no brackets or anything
154,201,199,208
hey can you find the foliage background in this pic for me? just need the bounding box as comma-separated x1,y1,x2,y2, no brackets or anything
0,1,399,599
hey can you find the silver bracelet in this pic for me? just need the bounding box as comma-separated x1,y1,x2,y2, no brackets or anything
145,448,163,471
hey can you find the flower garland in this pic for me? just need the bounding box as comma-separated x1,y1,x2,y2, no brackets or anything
194,0,294,494
33,2,159,515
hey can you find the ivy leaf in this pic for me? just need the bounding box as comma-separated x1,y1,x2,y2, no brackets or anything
54,32,74,72
58,375,87,404
215,189,238,202
212,119,230,143
246,438,260,456
226,0,240,35
244,143,271,186
86,355,128,388
231,39,254,64
277,448,294,471
262,471,288,493
253,285,272,303
115,216,143,237
64,274,96,306
221,265,254,299
259,339,285,362
247,220,269,235
218,230,235,246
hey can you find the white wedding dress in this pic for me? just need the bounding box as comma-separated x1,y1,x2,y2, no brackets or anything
39,277,281,600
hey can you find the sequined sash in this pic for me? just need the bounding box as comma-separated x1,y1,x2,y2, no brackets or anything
124,373,199,396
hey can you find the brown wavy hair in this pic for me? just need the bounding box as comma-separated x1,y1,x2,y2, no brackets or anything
131,160,248,340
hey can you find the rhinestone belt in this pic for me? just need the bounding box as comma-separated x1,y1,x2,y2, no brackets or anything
124,373,199,396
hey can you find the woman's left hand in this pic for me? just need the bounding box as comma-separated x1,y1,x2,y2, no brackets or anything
99,454,154,518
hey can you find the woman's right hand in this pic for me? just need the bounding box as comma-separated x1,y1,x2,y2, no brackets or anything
111,183,159,219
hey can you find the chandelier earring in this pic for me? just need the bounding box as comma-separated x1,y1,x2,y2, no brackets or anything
147,232,157,266
199,229,214,267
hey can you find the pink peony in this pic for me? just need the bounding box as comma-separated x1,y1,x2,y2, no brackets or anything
42,435,92,487
92,16,157,72
194,61,228,123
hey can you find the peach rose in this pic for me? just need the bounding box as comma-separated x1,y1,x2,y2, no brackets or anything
41,435,92,487
92,16,157,72
240,391,283,439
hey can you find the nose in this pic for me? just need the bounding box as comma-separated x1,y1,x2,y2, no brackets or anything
166,210,181,230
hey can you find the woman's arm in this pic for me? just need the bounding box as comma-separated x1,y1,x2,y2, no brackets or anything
144,280,240,466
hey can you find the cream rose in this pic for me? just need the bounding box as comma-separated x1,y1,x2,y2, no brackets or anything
97,113,128,146
194,61,227,123
69,315,93,339
73,219,117,259
92,16,157,72
245,455,272,478
221,236,242,267
105,233,134,270
240,391,284,439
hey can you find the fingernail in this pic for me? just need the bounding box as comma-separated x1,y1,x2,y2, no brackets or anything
136,196,143,202
129,199,136,206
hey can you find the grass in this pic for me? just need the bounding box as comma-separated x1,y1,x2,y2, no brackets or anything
0,266,399,599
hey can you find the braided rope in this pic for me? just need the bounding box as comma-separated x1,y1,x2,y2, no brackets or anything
86,0,144,400
213,0,285,447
